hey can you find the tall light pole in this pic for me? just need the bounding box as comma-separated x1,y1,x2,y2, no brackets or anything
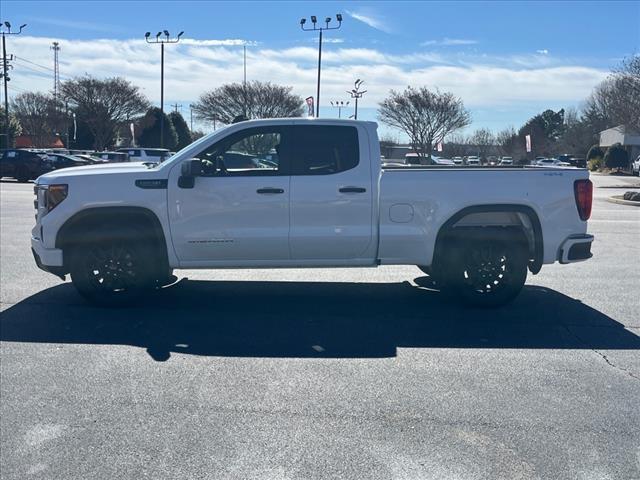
300,14,342,118
347,79,367,120
1,22,26,148
330,100,349,119
144,29,183,148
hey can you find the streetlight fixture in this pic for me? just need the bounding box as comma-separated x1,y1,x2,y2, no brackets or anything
1,21,26,148
330,100,349,119
347,79,367,120
145,29,183,147
300,13,342,117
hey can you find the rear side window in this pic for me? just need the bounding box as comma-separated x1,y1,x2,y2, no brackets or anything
144,149,166,156
289,125,359,175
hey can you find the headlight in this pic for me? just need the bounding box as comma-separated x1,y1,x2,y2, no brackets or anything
35,184,68,214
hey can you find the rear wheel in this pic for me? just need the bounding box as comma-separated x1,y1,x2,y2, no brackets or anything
440,229,528,307
16,167,30,183
69,237,154,306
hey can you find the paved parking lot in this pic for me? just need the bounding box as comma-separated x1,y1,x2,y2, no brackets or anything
1,173,639,479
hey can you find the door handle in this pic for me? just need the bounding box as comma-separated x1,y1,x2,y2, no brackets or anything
256,187,285,194
339,186,367,193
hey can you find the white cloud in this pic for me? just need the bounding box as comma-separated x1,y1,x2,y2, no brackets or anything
5,35,608,130
536,49,550,55
181,39,259,47
421,38,479,46
346,10,392,33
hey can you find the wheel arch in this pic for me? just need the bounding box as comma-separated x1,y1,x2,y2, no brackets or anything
56,206,169,273
433,204,544,274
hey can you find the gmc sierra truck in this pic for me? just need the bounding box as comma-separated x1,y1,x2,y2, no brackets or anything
31,119,594,307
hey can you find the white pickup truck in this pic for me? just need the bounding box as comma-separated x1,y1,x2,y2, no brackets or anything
31,119,594,307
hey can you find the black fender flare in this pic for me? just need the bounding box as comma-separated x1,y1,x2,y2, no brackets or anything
433,204,544,274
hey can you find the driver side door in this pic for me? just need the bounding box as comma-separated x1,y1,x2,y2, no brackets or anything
168,126,291,265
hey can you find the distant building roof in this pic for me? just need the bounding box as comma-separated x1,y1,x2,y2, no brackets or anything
599,125,640,147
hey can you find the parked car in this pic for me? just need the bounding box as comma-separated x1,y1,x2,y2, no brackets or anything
45,153,93,170
466,156,481,165
537,158,571,167
487,156,498,165
557,154,585,168
632,154,640,176
116,148,170,164
452,156,464,165
32,118,594,308
432,157,455,166
499,156,514,165
0,149,51,182
73,154,106,164
91,151,129,163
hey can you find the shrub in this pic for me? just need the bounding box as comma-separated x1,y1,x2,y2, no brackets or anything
604,143,630,170
588,157,604,171
586,144,604,161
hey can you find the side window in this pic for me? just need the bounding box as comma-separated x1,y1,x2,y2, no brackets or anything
6,151,17,158
196,127,285,177
290,125,359,175
128,150,138,156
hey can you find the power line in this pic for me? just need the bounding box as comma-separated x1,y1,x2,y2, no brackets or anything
14,55,56,73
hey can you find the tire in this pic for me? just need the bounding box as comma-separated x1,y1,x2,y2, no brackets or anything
16,167,30,183
69,234,155,306
441,229,528,308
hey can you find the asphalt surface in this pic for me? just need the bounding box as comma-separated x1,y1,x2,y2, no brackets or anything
1,173,639,480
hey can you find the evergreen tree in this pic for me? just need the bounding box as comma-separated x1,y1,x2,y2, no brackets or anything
138,107,178,150
168,111,192,150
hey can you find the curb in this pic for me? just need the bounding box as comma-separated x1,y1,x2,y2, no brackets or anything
607,195,640,207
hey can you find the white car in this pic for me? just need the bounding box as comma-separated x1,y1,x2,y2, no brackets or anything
31,118,594,308
117,147,171,164
466,156,481,165
632,155,640,176
452,156,464,165
536,158,571,167
499,157,513,165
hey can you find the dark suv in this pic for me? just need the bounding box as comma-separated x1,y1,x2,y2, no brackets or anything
0,149,51,182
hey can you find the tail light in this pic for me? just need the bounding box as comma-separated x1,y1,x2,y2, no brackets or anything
574,179,592,221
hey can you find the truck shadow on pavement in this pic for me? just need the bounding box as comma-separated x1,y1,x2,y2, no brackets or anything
1,277,639,362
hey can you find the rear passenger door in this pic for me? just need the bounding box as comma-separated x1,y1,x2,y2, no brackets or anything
288,124,373,261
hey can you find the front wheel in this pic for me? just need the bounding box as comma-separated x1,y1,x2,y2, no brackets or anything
442,230,528,308
69,239,154,306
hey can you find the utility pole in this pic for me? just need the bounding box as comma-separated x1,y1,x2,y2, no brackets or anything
144,29,184,148
347,79,367,120
51,42,60,137
51,42,60,102
1,22,26,148
189,104,193,131
242,44,248,117
171,102,181,113
300,14,342,117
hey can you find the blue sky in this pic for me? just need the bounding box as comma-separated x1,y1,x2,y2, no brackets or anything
3,1,639,138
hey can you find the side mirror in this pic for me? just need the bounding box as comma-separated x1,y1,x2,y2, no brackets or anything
181,159,202,177
178,159,202,189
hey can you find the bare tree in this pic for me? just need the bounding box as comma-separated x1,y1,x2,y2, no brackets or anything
11,92,59,147
191,81,305,126
496,126,519,157
470,128,495,161
378,86,471,162
61,76,149,150
442,133,468,158
379,134,398,159
585,55,640,133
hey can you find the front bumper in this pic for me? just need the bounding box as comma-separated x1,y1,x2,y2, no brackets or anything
558,234,594,264
31,236,66,278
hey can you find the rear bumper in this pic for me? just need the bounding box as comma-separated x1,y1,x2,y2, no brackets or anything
558,234,594,264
